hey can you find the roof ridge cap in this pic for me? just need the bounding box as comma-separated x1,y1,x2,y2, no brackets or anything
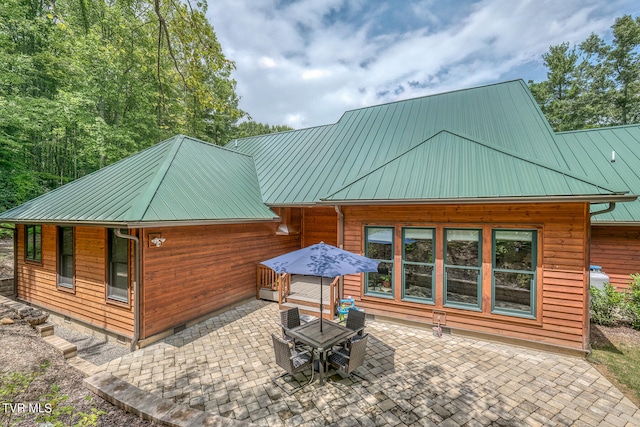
125,135,185,221
180,135,257,159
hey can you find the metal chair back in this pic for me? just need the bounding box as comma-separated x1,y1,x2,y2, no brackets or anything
328,334,368,379
345,308,365,335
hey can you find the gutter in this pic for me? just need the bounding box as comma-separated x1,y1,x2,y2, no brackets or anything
318,194,637,205
334,205,344,298
114,229,140,351
0,224,17,298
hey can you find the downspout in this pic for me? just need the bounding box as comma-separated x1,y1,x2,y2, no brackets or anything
590,202,615,218
0,225,17,298
334,205,344,297
586,202,616,351
115,229,140,351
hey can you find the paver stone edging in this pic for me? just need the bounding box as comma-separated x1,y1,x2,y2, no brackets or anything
84,371,254,427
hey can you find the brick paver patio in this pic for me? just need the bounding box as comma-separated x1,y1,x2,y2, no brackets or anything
100,300,640,426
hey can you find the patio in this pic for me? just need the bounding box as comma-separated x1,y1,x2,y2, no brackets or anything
98,299,640,426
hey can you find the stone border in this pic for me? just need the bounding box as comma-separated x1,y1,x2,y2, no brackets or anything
0,277,14,297
84,372,253,427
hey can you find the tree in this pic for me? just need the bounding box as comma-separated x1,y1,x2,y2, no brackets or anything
528,42,583,131
529,15,640,131
229,121,294,140
0,0,256,211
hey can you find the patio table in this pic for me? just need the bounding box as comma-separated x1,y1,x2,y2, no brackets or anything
286,318,356,385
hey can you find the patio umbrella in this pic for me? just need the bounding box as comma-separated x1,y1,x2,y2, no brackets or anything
261,242,379,331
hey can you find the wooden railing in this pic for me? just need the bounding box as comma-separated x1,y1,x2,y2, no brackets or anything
278,273,291,305
256,264,278,297
256,265,291,303
329,276,339,319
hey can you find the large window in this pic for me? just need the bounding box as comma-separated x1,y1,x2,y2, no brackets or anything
25,225,42,262
444,229,482,310
57,227,74,289
108,230,129,303
402,227,435,303
365,226,394,297
492,230,537,318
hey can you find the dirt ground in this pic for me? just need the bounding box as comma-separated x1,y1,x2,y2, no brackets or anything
0,307,159,426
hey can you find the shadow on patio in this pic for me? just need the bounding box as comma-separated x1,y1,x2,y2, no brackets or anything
99,299,640,426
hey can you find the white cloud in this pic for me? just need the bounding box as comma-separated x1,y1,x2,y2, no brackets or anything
258,57,277,69
301,69,332,80
209,0,639,129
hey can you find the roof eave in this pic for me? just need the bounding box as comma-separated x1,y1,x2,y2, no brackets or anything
590,220,640,226
1,218,281,228
318,194,637,205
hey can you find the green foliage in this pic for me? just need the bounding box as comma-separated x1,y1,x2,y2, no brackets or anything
37,384,105,427
588,337,640,404
590,283,624,326
0,360,104,427
229,121,294,140
0,0,283,212
530,14,640,131
624,273,640,329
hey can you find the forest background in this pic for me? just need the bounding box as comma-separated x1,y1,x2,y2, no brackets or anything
0,1,639,222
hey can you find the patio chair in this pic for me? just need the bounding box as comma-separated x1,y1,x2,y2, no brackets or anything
332,308,366,353
271,334,314,394
328,334,368,381
345,308,366,337
279,307,302,346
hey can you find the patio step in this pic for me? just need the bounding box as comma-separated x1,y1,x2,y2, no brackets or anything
42,335,77,359
281,302,333,320
35,322,54,337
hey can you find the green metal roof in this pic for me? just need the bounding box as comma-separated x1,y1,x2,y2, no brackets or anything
0,135,277,225
556,125,640,223
229,80,626,205
323,131,627,202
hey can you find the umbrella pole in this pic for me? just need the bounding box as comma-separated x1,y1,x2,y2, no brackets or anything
320,276,323,332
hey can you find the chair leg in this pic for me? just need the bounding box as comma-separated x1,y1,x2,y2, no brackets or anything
272,369,314,395
350,369,366,381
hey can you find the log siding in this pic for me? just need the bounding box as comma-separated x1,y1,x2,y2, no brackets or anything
15,225,135,336
141,222,300,338
302,207,338,247
339,203,590,351
591,225,640,290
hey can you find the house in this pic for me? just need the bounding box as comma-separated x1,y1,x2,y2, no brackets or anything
556,125,640,290
0,80,636,353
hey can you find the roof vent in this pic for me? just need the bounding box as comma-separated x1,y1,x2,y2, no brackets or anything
611,150,616,163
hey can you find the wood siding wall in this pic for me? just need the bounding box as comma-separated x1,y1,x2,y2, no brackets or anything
15,225,135,336
591,225,640,290
141,222,300,338
302,207,338,247
341,203,591,351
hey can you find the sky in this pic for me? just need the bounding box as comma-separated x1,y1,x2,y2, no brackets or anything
207,0,640,129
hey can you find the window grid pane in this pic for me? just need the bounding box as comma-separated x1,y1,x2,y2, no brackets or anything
58,227,73,288
365,226,393,296
444,229,482,310
25,225,42,262
402,227,435,302
492,229,536,317
108,230,129,303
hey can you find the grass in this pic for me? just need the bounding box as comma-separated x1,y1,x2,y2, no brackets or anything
588,335,640,405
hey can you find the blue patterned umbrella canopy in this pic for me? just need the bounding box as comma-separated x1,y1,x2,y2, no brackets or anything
261,242,379,331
